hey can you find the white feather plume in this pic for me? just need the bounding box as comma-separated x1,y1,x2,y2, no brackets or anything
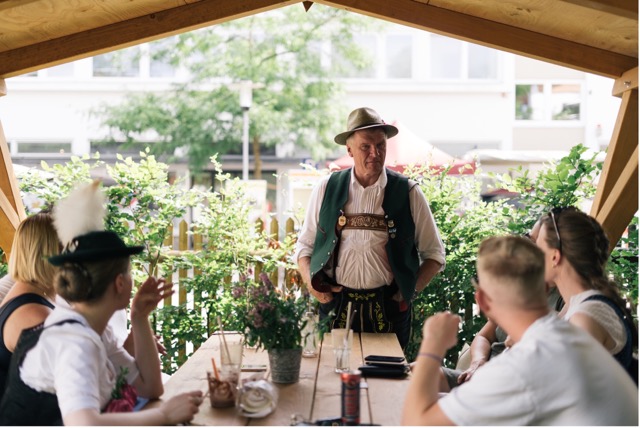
53,180,106,247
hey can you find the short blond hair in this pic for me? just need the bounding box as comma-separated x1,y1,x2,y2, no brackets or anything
477,235,546,308
9,212,59,295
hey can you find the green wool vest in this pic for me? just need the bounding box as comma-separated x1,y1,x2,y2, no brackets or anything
309,168,419,303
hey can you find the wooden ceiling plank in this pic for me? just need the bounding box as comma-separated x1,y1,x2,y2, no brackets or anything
593,144,638,252
591,89,638,214
0,121,26,221
0,0,42,13
612,67,639,97
558,0,638,20
0,79,5,97
316,0,637,78
0,0,298,78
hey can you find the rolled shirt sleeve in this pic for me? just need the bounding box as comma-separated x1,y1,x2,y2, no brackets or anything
409,184,446,269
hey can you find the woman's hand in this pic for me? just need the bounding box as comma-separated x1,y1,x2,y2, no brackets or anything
456,359,486,384
130,277,174,320
159,391,203,425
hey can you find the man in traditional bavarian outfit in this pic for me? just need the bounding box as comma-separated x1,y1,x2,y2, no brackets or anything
295,107,445,349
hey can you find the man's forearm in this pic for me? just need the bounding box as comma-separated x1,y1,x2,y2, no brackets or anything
298,255,312,288
416,259,442,293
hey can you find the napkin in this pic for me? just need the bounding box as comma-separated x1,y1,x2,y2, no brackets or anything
237,379,278,417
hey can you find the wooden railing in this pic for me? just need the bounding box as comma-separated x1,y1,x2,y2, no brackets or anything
155,217,298,362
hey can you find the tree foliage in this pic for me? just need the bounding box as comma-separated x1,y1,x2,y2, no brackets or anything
94,4,381,170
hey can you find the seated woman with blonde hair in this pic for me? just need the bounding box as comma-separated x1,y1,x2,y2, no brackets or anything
0,211,59,399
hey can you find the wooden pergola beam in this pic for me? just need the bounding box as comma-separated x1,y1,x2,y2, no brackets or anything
316,0,636,78
613,67,639,97
0,0,297,78
0,119,27,259
593,144,638,253
590,87,638,251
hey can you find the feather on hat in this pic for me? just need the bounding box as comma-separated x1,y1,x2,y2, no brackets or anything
49,180,144,266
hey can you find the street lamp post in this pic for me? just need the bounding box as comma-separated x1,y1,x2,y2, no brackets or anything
239,80,252,181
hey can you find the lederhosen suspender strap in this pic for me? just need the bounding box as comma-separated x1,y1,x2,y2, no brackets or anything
0,319,81,426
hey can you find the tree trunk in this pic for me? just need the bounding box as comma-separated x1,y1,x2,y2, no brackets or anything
253,135,262,179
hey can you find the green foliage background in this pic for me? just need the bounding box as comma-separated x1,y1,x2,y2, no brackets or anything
14,144,637,373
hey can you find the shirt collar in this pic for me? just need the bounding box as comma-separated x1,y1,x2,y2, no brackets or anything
349,167,387,190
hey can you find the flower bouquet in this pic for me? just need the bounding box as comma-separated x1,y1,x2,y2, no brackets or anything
234,272,310,383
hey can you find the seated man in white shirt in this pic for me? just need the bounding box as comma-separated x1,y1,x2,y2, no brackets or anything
402,235,638,426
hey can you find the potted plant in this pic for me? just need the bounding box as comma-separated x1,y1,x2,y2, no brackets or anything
234,272,310,383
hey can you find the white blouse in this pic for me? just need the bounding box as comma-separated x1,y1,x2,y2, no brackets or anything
562,289,627,354
20,306,139,417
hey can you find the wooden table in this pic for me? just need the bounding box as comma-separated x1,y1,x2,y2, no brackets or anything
152,331,411,425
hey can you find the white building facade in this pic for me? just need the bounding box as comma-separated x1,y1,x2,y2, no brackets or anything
0,24,620,215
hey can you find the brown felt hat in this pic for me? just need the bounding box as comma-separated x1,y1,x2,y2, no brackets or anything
334,107,398,145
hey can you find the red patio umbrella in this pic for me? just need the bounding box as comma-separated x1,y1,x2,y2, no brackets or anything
328,120,475,175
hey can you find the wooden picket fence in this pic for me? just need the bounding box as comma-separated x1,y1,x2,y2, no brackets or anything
155,216,298,363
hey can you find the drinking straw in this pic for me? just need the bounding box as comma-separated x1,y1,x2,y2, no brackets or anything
217,316,232,365
211,357,220,380
343,301,353,348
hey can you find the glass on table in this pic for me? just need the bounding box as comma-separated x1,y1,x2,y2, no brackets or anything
331,328,353,373
220,335,243,371
208,366,240,408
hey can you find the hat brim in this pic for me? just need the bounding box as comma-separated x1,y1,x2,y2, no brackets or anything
48,246,144,266
334,123,398,145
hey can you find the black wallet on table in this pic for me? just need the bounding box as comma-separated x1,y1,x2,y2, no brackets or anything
357,364,410,378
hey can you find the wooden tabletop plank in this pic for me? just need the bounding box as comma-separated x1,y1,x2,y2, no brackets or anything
154,334,248,426
359,332,410,426
248,351,318,426
310,332,371,424
151,332,411,426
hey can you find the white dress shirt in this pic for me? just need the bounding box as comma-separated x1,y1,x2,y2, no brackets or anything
295,169,445,290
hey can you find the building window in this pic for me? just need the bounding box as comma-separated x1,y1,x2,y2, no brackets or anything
44,62,74,77
430,36,462,79
430,35,498,80
385,34,412,79
468,44,498,79
516,83,582,121
516,84,544,120
149,39,176,78
93,47,140,77
551,84,581,120
17,141,72,154
332,34,377,78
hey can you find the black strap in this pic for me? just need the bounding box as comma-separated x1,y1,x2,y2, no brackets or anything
583,294,637,384
0,293,54,332
0,318,81,425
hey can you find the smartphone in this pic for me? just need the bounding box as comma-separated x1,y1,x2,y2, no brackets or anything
364,355,406,366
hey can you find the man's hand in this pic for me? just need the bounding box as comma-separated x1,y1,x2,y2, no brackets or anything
422,312,460,353
309,286,342,304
